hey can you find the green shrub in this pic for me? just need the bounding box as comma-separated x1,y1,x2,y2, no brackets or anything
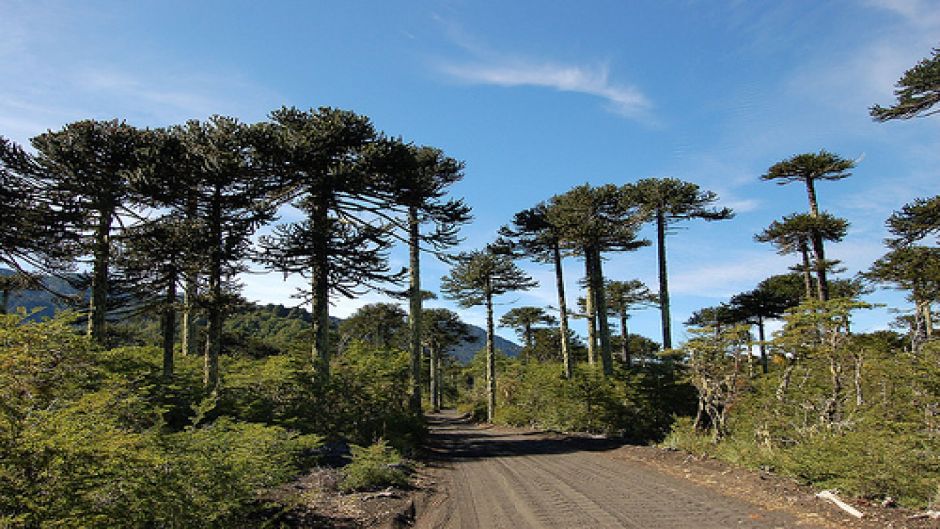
339,440,410,492
476,360,693,440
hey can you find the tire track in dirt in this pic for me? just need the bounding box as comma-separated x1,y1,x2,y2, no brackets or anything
416,411,827,529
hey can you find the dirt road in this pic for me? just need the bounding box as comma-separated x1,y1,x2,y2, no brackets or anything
415,411,828,529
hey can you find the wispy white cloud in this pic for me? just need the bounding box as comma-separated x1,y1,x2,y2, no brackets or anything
668,252,790,298
439,60,652,120
865,0,940,28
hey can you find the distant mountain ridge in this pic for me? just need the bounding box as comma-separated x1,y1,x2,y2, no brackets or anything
0,269,521,362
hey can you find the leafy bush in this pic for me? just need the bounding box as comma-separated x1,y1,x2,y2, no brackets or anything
339,440,410,492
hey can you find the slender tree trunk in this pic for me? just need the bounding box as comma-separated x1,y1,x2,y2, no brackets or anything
552,242,572,379
805,180,830,301
620,309,630,367
485,282,496,422
799,241,814,300
181,188,199,356
805,178,821,217
162,272,177,379
591,247,613,376
311,203,331,381
407,208,422,412
181,277,198,356
758,315,768,374
203,187,223,390
523,324,533,363
436,354,444,408
656,210,672,350
810,232,830,301
584,250,597,365
87,206,113,343
1,287,8,315
430,343,439,412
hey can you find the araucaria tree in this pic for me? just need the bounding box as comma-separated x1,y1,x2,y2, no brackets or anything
755,212,849,300
870,46,940,121
180,117,280,390
604,279,657,367
549,184,648,375
373,141,470,413
761,151,854,301
865,247,940,344
499,203,575,377
423,308,474,412
728,284,792,374
499,306,557,362
0,137,78,310
628,178,733,350
257,107,401,382
886,195,940,248
30,120,145,343
441,248,536,421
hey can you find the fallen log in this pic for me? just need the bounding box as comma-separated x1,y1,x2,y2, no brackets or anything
815,490,864,519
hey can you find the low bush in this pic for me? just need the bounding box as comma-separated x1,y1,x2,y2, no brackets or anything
339,440,410,492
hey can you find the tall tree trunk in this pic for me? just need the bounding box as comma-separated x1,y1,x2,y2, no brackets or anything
181,188,199,356
553,242,572,378
656,210,672,350
810,232,830,301
758,314,768,374
584,250,597,365
436,354,444,408
1,287,8,315
407,208,422,413
523,324,533,363
203,187,222,391
162,272,177,379
181,276,198,356
805,179,829,301
591,247,613,376
310,202,331,381
805,178,821,217
87,206,113,343
485,282,496,422
429,343,439,412
799,240,814,300
620,309,630,367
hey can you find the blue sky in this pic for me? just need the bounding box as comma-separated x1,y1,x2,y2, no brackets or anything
2,0,939,344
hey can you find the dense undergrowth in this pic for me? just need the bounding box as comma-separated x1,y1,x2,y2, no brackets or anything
459,353,696,441
0,313,423,528
663,302,940,509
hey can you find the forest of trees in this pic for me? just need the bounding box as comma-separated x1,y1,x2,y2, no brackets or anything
0,45,938,526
